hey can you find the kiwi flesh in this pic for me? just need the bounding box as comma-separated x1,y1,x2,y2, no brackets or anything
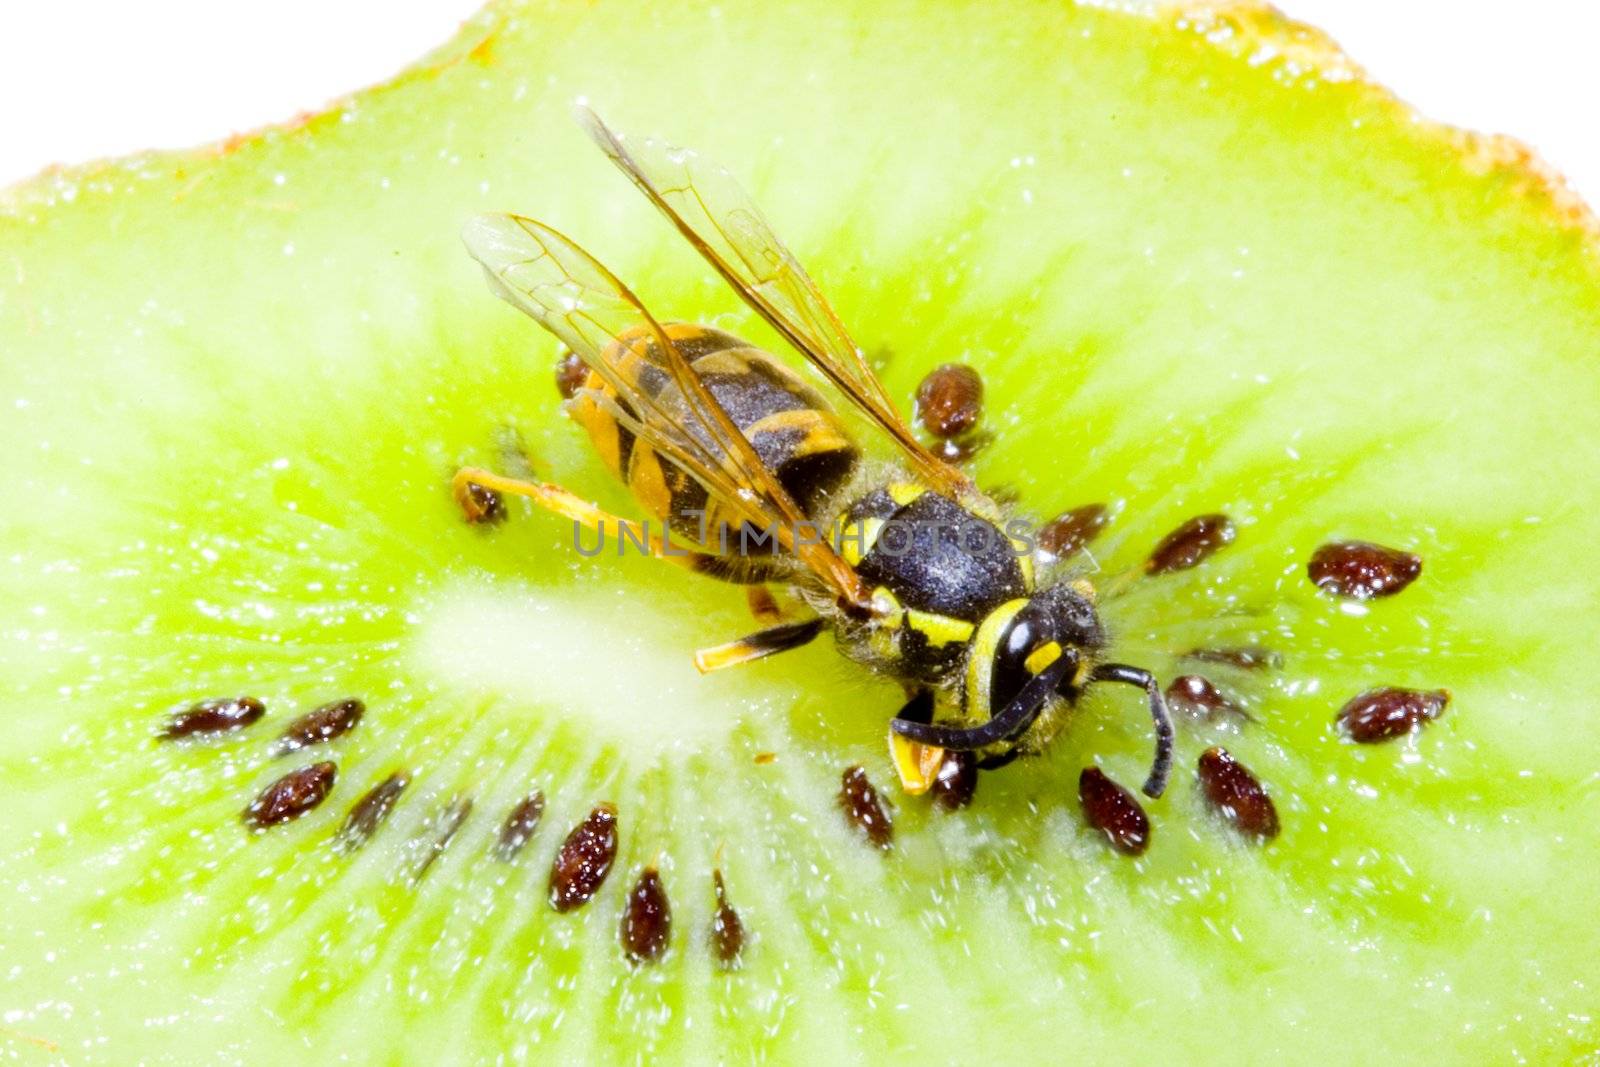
3,0,1600,1062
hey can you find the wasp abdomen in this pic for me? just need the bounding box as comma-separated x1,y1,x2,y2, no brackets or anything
569,323,859,557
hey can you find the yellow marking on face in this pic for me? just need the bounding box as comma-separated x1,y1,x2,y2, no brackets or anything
904,609,975,647
1024,640,1063,676
886,481,928,507
1070,578,1097,602
963,598,1031,718
889,728,945,795
1015,541,1036,590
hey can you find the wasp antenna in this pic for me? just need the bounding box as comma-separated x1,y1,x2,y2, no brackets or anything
1090,663,1174,799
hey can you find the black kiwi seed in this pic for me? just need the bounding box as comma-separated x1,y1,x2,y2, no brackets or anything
1182,645,1283,672
1336,686,1450,743
493,790,546,861
929,750,979,811
1165,674,1251,724
620,867,672,964
1146,513,1236,574
159,696,265,739
333,771,410,852
549,804,619,912
1036,503,1110,560
838,765,893,849
1196,747,1279,840
555,348,589,399
710,869,744,969
403,795,473,883
244,762,337,830
270,697,364,756
460,481,506,525
1308,540,1423,600
1077,767,1151,856
913,362,984,439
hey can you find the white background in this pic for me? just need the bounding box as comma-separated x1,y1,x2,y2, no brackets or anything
2,1,1598,208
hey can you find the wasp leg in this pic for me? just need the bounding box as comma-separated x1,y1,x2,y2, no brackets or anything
451,466,714,572
694,618,824,674
745,586,784,624
1089,663,1175,800
891,651,1077,752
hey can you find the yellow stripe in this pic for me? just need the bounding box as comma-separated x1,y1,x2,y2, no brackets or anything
886,481,927,507
744,408,815,434
963,598,1030,719
568,390,624,478
834,515,884,566
739,349,812,391
1024,640,1062,675
685,348,751,375
904,609,975,647
627,443,673,519
745,408,852,457
1014,532,1036,590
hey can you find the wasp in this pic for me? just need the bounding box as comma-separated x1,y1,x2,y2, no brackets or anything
453,108,1174,799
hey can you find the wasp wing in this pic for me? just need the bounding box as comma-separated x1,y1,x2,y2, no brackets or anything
577,106,974,502
461,212,871,608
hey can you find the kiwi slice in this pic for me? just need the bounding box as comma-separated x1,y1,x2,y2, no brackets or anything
3,0,1598,1060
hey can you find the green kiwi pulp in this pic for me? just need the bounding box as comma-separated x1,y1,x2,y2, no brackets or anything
4,0,1600,1061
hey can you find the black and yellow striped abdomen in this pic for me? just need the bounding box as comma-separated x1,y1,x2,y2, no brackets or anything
568,322,860,560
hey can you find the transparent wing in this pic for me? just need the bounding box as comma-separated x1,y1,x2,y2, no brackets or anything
462,212,871,609
577,106,975,502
